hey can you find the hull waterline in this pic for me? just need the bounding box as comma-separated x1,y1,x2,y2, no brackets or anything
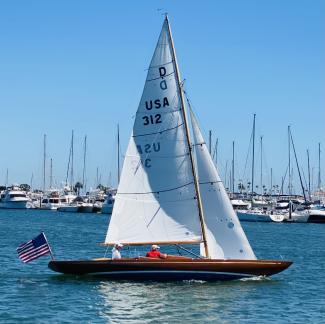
48,257,292,281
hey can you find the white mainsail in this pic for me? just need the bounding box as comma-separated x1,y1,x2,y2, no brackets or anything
105,19,202,245
190,110,257,259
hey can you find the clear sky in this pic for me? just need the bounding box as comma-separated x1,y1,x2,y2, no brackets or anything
0,0,324,193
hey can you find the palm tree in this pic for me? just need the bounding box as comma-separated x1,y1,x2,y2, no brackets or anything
74,182,83,196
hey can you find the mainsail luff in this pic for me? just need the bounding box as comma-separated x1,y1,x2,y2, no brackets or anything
164,15,210,258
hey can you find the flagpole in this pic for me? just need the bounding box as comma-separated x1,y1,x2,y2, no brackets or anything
42,232,55,260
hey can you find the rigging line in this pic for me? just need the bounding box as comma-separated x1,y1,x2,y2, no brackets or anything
117,181,194,195
174,244,203,259
133,122,184,138
301,168,309,197
146,206,161,228
148,60,173,69
135,108,181,116
115,196,197,203
146,71,175,82
241,125,253,183
279,164,289,196
199,180,223,185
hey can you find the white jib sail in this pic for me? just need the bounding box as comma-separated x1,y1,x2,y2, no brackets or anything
190,111,257,259
105,19,202,245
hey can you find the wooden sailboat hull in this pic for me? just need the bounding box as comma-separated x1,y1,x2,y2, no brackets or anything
48,257,292,281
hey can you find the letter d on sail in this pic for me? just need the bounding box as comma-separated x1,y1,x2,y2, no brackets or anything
159,67,166,77
159,67,167,90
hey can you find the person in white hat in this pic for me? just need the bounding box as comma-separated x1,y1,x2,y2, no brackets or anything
112,243,123,260
146,244,167,259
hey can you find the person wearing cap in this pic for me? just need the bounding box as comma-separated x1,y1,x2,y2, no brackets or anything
112,243,123,260
146,244,167,259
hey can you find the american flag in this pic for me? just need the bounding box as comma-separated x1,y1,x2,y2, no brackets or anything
17,233,52,263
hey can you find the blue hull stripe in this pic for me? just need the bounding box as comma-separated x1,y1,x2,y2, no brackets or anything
84,270,255,281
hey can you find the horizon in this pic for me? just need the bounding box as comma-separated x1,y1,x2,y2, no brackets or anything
0,1,324,194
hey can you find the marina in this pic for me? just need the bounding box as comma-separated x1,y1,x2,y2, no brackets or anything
0,0,324,323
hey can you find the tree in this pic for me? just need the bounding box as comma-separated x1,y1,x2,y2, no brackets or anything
20,184,31,192
74,182,83,196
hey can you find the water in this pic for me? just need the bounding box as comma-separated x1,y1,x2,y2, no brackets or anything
0,209,324,323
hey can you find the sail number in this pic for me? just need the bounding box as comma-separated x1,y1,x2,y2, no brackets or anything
142,66,171,126
142,114,161,125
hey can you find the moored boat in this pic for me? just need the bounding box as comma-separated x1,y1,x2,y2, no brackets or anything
0,185,30,209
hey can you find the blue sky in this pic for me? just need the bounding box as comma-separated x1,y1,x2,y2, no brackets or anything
0,0,324,193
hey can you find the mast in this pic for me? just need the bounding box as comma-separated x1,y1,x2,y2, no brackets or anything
165,15,209,258
270,168,273,195
82,135,87,192
5,168,8,188
288,126,291,195
117,124,120,184
50,158,53,189
260,136,263,195
65,132,72,187
71,130,74,189
251,114,256,198
214,138,218,165
290,128,306,201
232,141,235,194
43,134,46,192
30,173,34,191
307,149,311,201
209,130,212,155
318,143,321,191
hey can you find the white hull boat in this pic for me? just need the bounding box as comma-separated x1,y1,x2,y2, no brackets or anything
0,187,30,209
237,210,275,222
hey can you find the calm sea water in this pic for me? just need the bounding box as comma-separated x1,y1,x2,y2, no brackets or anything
0,209,324,323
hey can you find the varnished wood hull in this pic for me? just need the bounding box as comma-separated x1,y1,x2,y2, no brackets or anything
48,256,292,281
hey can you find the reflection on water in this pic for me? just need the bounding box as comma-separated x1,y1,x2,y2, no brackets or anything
96,279,276,323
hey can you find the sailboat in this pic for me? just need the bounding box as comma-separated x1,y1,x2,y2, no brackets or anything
49,16,292,280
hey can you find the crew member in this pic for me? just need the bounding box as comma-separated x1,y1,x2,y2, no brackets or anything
112,243,123,259
146,244,167,258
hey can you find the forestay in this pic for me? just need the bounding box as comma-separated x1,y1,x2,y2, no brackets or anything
105,19,202,245
190,111,257,259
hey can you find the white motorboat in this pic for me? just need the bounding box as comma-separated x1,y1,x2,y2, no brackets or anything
237,209,275,222
41,189,76,210
230,199,251,210
0,186,30,209
57,196,95,213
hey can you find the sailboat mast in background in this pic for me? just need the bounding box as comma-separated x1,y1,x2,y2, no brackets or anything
82,135,87,192
43,134,46,192
117,124,120,184
251,114,256,198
